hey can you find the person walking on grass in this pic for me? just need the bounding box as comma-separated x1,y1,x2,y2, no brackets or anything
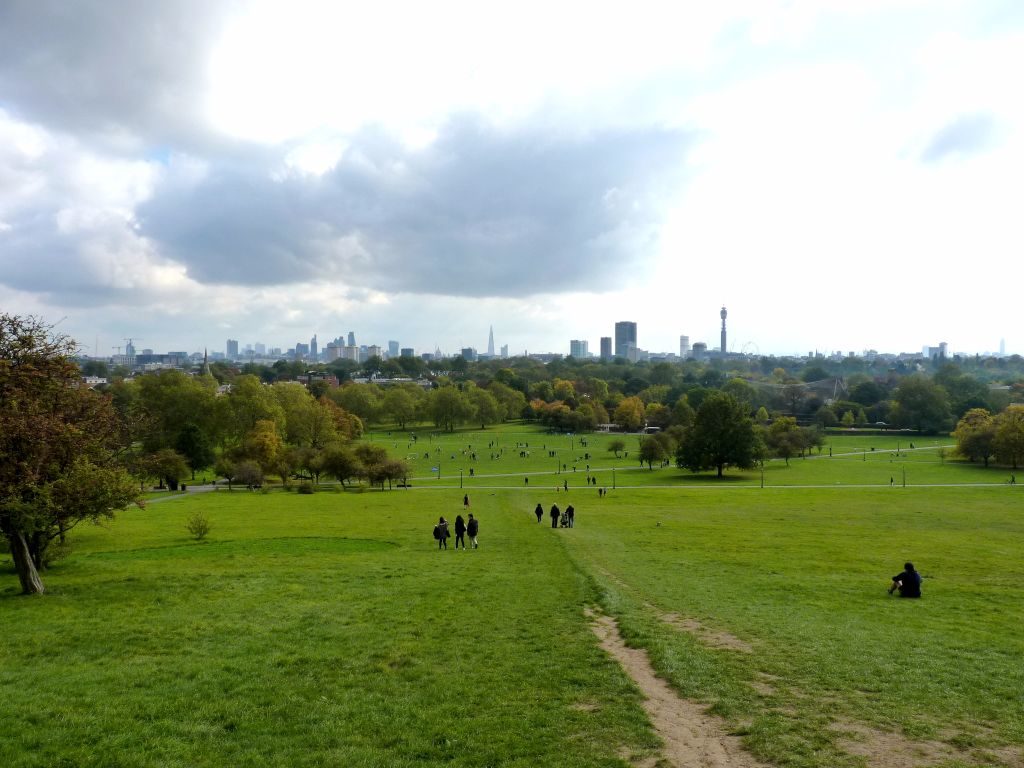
454,514,467,550
467,513,479,549
889,562,922,598
566,505,575,528
535,503,544,523
435,517,450,550
464,494,470,508
550,504,560,529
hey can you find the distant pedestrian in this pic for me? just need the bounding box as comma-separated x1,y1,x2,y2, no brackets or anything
464,494,470,508
435,517,450,550
563,479,568,491
890,477,894,486
566,505,575,528
550,504,560,529
535,503,544,523
889,562,921,598
525,477,529,486
467,513,479,548
454,515,467,550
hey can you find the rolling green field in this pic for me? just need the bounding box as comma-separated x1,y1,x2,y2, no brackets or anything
3,426,1023,767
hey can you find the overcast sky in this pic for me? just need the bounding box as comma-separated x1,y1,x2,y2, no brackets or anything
1,1,1022,359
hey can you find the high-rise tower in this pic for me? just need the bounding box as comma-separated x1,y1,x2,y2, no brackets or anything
487,326,495,357
614,321,637,358
720,307,727,354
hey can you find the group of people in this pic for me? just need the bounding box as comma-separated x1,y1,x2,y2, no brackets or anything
434,512,479,550
535,502,574,528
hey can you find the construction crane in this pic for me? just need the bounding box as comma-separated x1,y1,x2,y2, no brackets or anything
112,345,122,355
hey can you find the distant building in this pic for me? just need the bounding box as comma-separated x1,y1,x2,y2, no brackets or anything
254,342,266,355
614,321,637,358
400,347,414,357
600,336,612,360
347,331,356,347
487,326,495,357
295,342,310,360
692,342,708,361
325,342,341,361
310,335,318,361
366,345,383,361
341,345,359,361
570,339,589,358
679,335,690,358
720,307,728,354
388,340,399,358
500,344,509,359
461,347,478,362
923,342,948,360
226,339,239,359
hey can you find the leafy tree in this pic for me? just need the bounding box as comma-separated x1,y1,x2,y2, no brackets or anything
175,423,215,479
891,376,952,434
994,405,1024,469
850,380,886,407
755,406,770,423
145,448,190,490
242,420,285,476
225,375,286,444
328,383,380,424
953,408,996,466
677,391,758,478
638,433,671,469
671,397,696,428
644,403,671,430
321,444,361,487
1,314,139,594
381,387,420,429
613,396,646,432
607,439,626,458
765,417,806,466
468,388,502,429
487,381,528,421
428,387,474,432
233,460,264,489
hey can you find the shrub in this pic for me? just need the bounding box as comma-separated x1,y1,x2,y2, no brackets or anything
297,483,315,494
186,512,211,541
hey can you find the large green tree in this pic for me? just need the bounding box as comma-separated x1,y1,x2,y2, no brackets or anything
677,391,758,478
953,408,996,467
1,315,139,594
994,405,1024,469
891,376,952,434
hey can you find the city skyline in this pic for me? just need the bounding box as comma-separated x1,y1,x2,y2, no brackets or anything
1,3,1021,357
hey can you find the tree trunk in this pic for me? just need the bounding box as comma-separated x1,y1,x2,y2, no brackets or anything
9,531,46,595
717,464,724,478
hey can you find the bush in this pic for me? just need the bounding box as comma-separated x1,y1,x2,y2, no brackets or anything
186,512,211,540
297,483,315,494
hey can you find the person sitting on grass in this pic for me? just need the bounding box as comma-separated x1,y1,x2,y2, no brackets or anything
889,562,921,598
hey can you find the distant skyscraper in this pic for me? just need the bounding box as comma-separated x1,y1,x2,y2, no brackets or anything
310,335,318,361
679,335,690,358
254,342,266,355
347,331,355,347
500,344,508,359
614,322,637,358
400,347,414,357
226,339,239,358
461,347,478,362
600,337,612,360
388,340,399,358
720,307,728,354
570,339,589,358
487,326,495,357
1000,338,1006,356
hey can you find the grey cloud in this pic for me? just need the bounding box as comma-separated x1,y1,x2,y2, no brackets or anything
139,117,693,297
0,0,234,149
921,114,995,163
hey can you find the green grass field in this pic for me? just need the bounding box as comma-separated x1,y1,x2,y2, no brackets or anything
3,426,1023,767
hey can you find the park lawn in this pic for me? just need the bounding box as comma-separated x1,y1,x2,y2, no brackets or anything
561,485,1024,767
0,489,658,768
5,424,1024,767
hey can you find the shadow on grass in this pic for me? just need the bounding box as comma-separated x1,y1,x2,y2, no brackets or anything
675,472,755,484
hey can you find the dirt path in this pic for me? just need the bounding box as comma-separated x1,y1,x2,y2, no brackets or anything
587,607,770,768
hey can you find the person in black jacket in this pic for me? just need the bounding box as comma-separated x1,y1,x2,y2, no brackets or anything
454,515,467,550
436,517,450,550
467,513,479,549
534,503,543,523
889,562,921,597
549,504,559,529
566,505,575,528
